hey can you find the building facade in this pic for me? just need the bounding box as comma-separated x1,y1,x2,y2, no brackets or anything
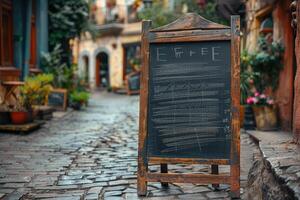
244,0,296,131
0,0,48,102
73,0,144,90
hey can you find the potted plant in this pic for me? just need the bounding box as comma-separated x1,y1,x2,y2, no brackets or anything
70,90,90,110
240,50,260,127
10,105,33,125
10,74,53,124
246,92,277,131
243,36,284,130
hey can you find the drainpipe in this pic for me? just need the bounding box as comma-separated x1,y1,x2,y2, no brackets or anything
36,0,49,70
13,0,23,72
22,0,32,79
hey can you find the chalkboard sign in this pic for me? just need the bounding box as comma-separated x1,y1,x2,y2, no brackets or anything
138,13,241,198
148,41,231,159
47,89,67,111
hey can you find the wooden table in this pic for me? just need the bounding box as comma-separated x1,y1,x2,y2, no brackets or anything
1,81,24,104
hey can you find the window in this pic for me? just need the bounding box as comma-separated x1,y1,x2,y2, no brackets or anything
0,0,14,67
123,43,141,80
29,0,37,68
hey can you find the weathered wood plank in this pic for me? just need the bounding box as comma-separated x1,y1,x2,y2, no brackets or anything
0,122,44,133
230,15,241,199
137,20,151,196
149,29,231,43
149,157,230,165
160,164,168,187
151,13,229,32
147,173,231,184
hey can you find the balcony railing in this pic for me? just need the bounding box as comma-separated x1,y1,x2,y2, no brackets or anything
91,4,140,26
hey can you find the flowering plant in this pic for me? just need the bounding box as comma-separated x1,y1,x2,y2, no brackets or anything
246,92,274,106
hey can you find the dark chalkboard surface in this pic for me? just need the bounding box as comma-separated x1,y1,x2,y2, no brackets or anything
47,89,67,111
147,41,231,159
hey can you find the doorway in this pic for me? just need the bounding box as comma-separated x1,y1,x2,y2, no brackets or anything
83,55,89,84
96,52,109,88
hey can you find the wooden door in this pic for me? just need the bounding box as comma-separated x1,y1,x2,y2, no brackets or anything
96,56,100,87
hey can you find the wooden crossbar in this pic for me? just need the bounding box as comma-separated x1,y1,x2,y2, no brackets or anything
148,157,230,165
147,173,231,184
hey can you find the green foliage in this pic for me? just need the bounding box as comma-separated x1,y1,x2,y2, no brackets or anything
175,0,228,25
138,2,179,28
198,0,228,25
70,90,90,104
48,0,98,64
18,74,54,110
248,37,284,92
49,0,88,47
138,0,228,29
41,45,75,90
240,50,260,104
240,37,284,104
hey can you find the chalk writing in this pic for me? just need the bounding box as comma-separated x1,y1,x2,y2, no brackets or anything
148,41,231,159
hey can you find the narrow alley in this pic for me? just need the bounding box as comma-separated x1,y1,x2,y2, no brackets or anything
0,93,257,200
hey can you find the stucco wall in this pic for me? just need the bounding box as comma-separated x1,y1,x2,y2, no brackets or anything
76,28,141,89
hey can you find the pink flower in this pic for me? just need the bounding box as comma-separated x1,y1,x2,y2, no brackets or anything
260,94,266,99
249,79,254,84
253,97,259,104
267,99,274,105
246,97,254,104
254,92,260,97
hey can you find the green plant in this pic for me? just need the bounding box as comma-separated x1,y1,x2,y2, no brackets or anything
240,50,260,105
129,57,141,71
174,0,228,25
41,45,75,90
249,37,284,92
49,0,98,64
17,74,54,111
138,2,179,28
70,90,90,104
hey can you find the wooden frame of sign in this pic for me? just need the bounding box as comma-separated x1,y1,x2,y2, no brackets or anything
46,88,68,111
138,13,241,198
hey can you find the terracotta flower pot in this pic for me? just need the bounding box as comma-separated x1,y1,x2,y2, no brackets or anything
252,106,277,131
10,111,33,125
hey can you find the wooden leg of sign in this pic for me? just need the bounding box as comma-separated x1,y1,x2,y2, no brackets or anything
138,20,152,197
160,164,169,187
137,157,148,196
230,15,241,199
211,165,219,189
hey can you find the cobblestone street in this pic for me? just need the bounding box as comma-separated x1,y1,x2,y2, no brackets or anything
0,92,257,200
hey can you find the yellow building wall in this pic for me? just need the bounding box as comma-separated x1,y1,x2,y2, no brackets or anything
76,22,142,90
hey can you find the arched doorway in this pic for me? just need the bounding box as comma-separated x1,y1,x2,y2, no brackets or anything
96,52,109,88
83,55,89,84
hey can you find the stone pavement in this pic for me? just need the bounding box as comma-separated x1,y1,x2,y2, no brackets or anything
0,92,257,200
247,130,300,199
